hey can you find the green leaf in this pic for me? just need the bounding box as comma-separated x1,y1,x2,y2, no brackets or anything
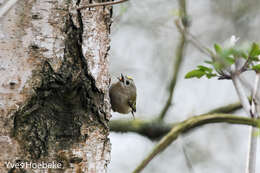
206,73,217,79
214,44,222,54
197,65,213,72
230,49,245,58
241,52,248,59
220,49,233,60
252,64,260,72
205,60,214,64
212,62,224,71
251,56,259,61
185,69,205,79
225,57,235,64
249,43,260,57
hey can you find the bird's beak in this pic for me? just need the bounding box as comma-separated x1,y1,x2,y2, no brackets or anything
117,73,125,82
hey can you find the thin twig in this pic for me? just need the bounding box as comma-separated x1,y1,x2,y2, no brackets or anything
246,73,260,173
179,137,195,173
158,28,186,120
206,101,242,114
232,75,251,114
77,0,128,10
238,75,260,103
250,74,260,117
246,128,258,173
239,58,250,73
175,20,214,58
176,20,233,75
132,113,260,173
158,0,188,121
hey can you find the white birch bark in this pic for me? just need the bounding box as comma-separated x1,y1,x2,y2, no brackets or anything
0,0,112,172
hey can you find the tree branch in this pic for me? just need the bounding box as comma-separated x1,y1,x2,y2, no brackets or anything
158,30,186,120
109,101,242,139
165,4,260,173
232,75,251,114
158,0,189,121
77,0,128,10
206,101,242,114
246,73,260,173
132,113,260,173
177,18,259,172
109,119,172,140
175,20,215,58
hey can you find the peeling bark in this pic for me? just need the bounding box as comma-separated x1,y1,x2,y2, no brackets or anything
0,0,112,172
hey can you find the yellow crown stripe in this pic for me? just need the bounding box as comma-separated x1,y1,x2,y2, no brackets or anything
126,75,133,80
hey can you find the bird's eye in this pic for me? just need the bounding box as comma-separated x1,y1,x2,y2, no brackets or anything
126,80,130,85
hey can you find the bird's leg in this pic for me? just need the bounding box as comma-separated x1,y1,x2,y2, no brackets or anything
131,110,135,119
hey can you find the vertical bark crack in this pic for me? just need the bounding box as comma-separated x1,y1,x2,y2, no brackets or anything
12,13,108,161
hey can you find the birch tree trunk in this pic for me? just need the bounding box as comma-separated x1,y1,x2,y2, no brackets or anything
0,0,112,172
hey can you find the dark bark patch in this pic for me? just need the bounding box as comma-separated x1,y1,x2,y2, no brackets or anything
12,14,108,160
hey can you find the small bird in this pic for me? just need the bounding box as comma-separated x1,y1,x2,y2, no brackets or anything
109,74,137,118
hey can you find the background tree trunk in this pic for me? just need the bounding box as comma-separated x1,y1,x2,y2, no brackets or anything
0,0,112,172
